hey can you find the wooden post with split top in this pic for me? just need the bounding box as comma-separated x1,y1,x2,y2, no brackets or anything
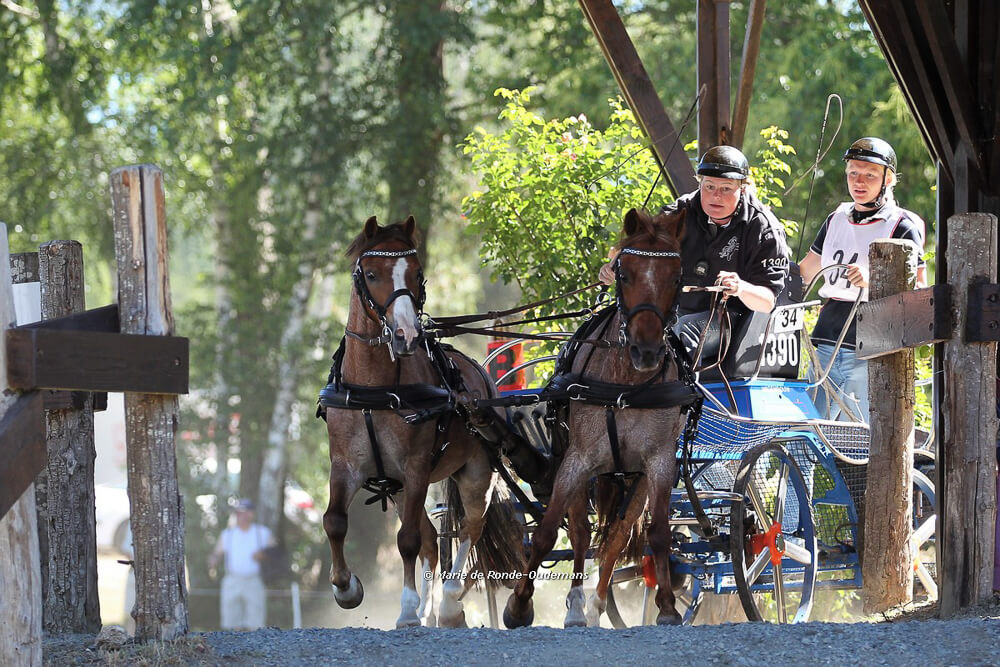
860,239,918,613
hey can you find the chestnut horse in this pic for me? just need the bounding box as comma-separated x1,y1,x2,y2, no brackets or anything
321,216,522,628
504,207,692,627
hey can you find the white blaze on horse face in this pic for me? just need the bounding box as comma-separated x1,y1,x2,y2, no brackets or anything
391,257,420,344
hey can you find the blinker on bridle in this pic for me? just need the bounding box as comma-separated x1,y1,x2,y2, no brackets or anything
614,246,681,347
349,247,427,360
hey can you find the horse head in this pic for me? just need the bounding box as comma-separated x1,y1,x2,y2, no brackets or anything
615,207,685,371
347,215,426,358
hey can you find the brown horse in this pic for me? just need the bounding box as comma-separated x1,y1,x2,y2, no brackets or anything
503,207,690,627
322,215,522,628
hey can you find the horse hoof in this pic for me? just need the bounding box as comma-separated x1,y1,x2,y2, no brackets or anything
503,596,534,629
564,588,587,627
333,575,364,609
656,610,683,626
585,592,607,627
396,615,421,629
439,610,467,628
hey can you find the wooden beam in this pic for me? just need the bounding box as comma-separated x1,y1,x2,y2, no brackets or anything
6,328,189,394
578,0,697,196
940,211,999,616
730,0,766,149
696,0,731,153
986,1,1000,194
859,0,955,181
10,252,39,284
17,303,118,332
35,239,102,634
855,284,953,359
0,391,45,520
913,0,984,177
0,222,43,666
110,164,189,641
863,240,917,613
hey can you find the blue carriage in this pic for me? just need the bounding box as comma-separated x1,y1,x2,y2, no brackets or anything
478,266,936,626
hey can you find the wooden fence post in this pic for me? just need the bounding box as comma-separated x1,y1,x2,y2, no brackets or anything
941,212,999,616
35,241,101,633
862,239,917,613
109,165,189,641
0,223,43,665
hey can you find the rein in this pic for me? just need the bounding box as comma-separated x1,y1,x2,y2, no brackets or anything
427,281,603,328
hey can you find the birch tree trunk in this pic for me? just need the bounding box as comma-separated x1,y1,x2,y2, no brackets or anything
257,170,324,530
255,43,334,531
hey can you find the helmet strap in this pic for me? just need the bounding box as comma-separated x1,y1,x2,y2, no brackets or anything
857,166,888,209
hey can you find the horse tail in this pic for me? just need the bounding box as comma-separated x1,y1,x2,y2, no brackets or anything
593,476,648,566
443,478,526,587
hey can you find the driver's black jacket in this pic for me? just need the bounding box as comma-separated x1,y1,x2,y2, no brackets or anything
661,188,792,318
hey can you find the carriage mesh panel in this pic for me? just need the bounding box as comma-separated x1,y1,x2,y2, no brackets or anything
685,408,796,459
818,422,871,462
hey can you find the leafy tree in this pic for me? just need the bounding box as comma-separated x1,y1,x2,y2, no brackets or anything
461,88,674,313
461,90,799,316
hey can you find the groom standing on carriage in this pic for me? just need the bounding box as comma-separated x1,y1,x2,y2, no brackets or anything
600,145,792,360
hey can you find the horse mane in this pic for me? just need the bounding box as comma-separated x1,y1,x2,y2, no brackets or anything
618,208,684,248
346,218,420,262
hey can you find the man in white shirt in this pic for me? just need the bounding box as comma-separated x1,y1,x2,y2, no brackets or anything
209,498,274,630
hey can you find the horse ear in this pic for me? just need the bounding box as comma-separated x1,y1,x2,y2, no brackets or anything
364,216,379,238
403,215,416,240
623,208,641,236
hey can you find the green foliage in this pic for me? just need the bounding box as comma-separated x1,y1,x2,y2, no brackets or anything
750,126,798,239
460,88,676,313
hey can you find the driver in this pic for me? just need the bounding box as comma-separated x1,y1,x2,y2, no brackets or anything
600,145,791,359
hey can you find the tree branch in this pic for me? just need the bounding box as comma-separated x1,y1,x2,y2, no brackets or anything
1,0,40,20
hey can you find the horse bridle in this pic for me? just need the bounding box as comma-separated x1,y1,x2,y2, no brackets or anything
614,246,681,348
349,247,427,356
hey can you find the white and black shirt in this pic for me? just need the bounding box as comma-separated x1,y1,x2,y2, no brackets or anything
810,200,926,348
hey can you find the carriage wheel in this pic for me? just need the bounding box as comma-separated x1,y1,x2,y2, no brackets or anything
604,460,727,628
911,455,937,601
730,441,817,623
605,558,702,628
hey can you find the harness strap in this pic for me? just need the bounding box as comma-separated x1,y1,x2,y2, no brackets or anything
360,409,403,512
603,405,645,520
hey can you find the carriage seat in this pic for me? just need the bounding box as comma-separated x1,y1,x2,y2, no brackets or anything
698,264,804,382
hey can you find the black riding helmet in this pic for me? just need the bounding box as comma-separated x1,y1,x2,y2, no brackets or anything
842,137,897,172
697,145,749,180
843,137,895,209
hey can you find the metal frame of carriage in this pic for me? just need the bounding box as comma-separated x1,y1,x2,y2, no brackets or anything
437,264,937,626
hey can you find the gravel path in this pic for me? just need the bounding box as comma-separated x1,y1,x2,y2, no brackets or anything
42,598,1000,666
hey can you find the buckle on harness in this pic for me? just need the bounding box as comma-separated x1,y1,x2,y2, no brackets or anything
387,392,401,410
567,383,589,400
616,393,629,410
